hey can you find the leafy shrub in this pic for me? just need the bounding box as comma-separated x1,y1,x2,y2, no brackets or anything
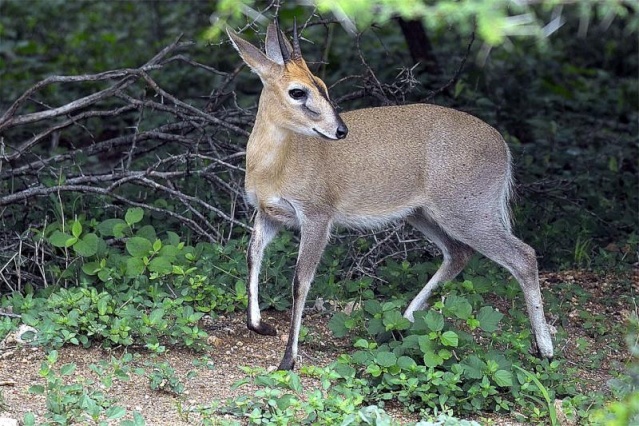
3,208,250,350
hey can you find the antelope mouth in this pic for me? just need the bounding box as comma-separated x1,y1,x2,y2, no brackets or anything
312,128,337,140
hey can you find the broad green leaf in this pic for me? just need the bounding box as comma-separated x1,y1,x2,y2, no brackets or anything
440,330,459,347
125,207,144,225
493,369,513,387
444,295,473,319
148,256,172,275
461,355,485,379
149,308,165,324
354,339,369,349
71,220,82,238
97,218,127,237
48,230,73,248
382,310,411,331
418,335,435,354
328,312,350,338
73,233,99,257
367,318,386,335
126,237,152,257
60,363,76,375
152,238,162,252
126,257,145,277
28,384,45,394
23,412,36,426
105,405,127,419
423,351,444,367
135,225,157,242
397,356,417,370
363,299,382,315
424,310,444,332
82,261,101,275
477,306,504,332
375,351,397,368
166,231,180,246
366,363,382,377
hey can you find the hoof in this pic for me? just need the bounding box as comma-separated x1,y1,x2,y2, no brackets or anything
248,320,277,336
277,356,295,371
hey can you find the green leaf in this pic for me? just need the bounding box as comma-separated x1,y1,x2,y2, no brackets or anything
149,308,165,324
440,330,459,347
97,218,128,237
418,335,435,354
23,412,36,426
493,369,513,387
71,220,82,238
105,405,127,419
126,257,145,277
328,312,350,338
423,351,444,367
424,310,444,332
60,363,76,375
82,261,101,275
28,384,45,394
126,237,152,257
148,257,172,275
397,356,417,370
135,225,157,242
166,231,180,246
444,294,473,319
363,299,382,315
477,306,504,332
366,364,382,377
48,230,73,248
461,355,486,379
125,207,144,225
375,351,397,368
73,233,100,257
152,238,162,252
382,310,411,331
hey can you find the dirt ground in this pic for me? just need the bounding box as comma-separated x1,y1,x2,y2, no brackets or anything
0,270,636,425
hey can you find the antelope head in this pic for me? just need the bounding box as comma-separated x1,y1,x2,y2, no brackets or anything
227,20,348,140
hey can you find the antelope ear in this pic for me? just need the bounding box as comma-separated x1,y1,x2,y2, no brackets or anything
226,27,280,80
265,22,292,65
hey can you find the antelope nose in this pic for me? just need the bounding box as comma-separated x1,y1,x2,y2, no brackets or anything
336,123,348,139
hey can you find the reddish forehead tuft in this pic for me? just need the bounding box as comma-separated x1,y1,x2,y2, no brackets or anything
284,61,330,100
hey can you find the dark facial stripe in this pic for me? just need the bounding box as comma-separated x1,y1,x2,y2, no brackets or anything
310,75,329,101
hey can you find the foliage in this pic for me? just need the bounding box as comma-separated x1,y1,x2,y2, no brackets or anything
590,311,639,425
26,350,132,425
209,0,638,46
0,208,252,350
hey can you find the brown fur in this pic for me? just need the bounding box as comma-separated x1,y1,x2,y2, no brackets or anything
227,23,554,371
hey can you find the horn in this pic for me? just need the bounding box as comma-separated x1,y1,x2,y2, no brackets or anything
275,19,291,63
292,17,302,60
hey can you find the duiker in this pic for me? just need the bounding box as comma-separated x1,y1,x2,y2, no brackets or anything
227,21,554,370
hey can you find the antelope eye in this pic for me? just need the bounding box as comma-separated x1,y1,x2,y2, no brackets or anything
288,89,307,100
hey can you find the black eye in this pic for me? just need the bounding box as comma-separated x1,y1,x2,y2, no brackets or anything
288,89,307,100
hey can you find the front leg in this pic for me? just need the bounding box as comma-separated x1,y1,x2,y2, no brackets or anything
247,211,281,336
278,217,331,370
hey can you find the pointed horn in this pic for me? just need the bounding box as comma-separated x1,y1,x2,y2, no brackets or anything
275,19,291,63
292,17,302,60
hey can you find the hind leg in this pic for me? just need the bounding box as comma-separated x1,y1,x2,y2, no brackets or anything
446,221,554,358
403,212,475,321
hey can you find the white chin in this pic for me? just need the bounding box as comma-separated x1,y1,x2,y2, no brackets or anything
312,128,337,140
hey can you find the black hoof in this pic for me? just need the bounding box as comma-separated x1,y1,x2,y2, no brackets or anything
277,356,295,371
248,320,277,336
